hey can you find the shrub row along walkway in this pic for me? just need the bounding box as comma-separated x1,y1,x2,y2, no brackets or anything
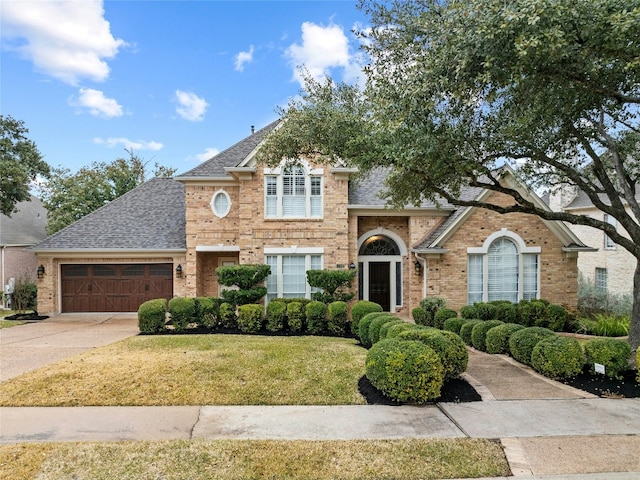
1,314,639,478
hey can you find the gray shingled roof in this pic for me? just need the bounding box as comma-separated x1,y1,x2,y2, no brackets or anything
564,187,640,210
0,196,47,246
33,178,185,251
177,120,280,178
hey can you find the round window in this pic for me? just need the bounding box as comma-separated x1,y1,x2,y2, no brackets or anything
211,190,231,218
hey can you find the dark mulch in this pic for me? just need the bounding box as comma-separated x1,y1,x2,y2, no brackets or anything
358,376,482,405
4,312,49,321
560,366,640,399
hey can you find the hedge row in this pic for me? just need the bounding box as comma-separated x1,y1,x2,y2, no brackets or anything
138,297,382,337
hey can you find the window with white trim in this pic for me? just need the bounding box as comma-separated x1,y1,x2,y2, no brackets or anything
604,214,617,249
595,267,608,294
467,230,540,304
211,190,231,218
265,164,322,218
266,253,322,302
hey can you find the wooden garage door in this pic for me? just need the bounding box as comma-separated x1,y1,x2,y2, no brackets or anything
61,264,173,312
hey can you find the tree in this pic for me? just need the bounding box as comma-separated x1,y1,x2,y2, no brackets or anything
257,0,640,350
41,151,177,234
0,115,50,216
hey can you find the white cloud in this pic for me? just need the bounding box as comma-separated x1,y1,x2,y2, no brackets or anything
0,0,126,85
196,147,220,162
175,90,209,121
285,22,355,86
234,45,255,72
69,88,123,118
93,137,163,151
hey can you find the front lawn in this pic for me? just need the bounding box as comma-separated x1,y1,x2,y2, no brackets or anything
0,438,510,480
0,335,368,406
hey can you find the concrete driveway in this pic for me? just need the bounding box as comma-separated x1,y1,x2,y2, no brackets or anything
0,313,139,382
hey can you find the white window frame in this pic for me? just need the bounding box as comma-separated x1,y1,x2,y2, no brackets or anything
211,189,231,218
467,229,541,304
264,247,324,302
264,162,323,219
604,214,617,249
595,267,608,294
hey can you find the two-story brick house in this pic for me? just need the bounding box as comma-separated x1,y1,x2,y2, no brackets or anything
33,121,592,315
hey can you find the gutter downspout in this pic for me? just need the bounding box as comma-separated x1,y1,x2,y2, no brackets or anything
414,253,427,299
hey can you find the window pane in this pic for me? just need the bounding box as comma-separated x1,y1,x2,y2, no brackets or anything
283,196,305,216
488,238,518,302
266,256,278,302
266,176,277,196
523,254,538,300
213,192,230,217
604,214,617,248
282,256,306,298
395,262,402,306
467,255,483,304
595,268,608,293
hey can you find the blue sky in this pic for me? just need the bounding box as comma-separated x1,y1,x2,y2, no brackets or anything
1,0,368,176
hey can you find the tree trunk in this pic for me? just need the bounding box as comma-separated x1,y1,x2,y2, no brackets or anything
629,260,640,353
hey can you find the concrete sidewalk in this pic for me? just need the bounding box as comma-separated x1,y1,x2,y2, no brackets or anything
1,314,639,478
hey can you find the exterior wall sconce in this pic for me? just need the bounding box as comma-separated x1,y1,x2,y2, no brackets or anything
414,259,423,276
348,262,356,270
37,265,45,279
175,264,183,279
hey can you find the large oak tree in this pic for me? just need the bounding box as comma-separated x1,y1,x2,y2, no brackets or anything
258,0,640,350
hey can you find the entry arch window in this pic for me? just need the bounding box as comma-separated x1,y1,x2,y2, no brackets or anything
264,162,323,219
211,190,231,218
467,229,540,304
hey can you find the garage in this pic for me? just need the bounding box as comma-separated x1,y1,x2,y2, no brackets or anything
61,264,173,313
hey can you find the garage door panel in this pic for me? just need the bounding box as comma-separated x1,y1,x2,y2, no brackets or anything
61,264,173,313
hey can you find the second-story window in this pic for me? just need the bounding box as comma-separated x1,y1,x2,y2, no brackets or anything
265,164,322,218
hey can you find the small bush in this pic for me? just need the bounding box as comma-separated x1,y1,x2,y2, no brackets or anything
194,297,220,328
358,312,391,347
584,338,632,379
306,301,327,335
460,305,477,319
517,300,548,327
590,314,630,337
350,300,383,336
443,317,465,334
459,319,483,346
385,322,420,339
219,302,237,329
578,272,632,319
369,315,399,345
485,323,525,354
327,301,348,336
419,296,447,326
168,297,196,332
434,308,458,329
237,304,263,333
398,329,468,380
12,275,37,312
138,298,167,334
474,303,498,321
286,302,305,333
378,319,407,341
412,307,428,326
494,302,518,323
531,336,585,379
365,338,444,404
471,320,504,351
266,300,287,332
535,303,567,332
509,327,556,366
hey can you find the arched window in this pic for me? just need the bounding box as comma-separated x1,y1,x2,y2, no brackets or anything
211,190,231,218
467,230,539,304
264,163,322,218
359,235,400,256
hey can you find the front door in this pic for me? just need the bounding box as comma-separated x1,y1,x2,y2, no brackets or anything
369,262,390,311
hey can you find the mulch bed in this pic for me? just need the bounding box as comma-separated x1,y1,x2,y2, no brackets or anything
3,312,49,321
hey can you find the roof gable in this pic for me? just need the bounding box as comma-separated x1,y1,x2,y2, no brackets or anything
0,196,48,246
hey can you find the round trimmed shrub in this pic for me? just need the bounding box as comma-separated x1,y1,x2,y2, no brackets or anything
471,320,504,351
350,300,383,336
378,319,407,340
385,322,421,339
358,312,391,347
286,302,305,333
138,298,167,334
369,315,400,345
305,301,327,335
412,307,428,326
194,297,220,328
219,302,237,329
485,323,525,354
517,300,548,327
531,336,585,379
584,338,631,379
237,304,263,333
534,303,567,331
327,301,348,336
266,300,287,332
399,329,468,379
442,317,465,334
168,297,196,332
509,327,556,366
459,319,483,346
494,302,517,323
474,303,498,321
365,338,444,404
460,305,477,319
434,308,458,329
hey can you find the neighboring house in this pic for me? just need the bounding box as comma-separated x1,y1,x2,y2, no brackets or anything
33,121,592,314
548,187,639,297
0,196,48,306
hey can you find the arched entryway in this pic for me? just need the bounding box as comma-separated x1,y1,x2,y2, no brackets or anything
357,229,407,312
